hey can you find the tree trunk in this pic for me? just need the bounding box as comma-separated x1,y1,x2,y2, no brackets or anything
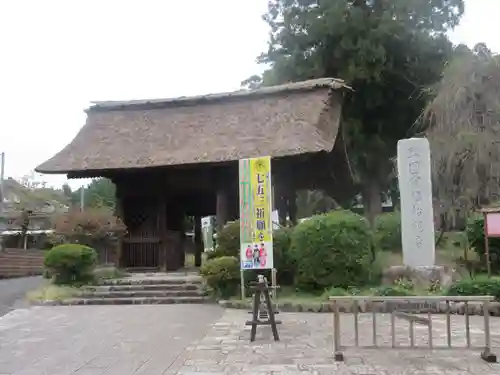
362,178,383,228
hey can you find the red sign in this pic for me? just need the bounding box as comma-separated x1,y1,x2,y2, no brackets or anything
485,212,500,237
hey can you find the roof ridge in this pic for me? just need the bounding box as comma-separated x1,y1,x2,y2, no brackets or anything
88,78,348,111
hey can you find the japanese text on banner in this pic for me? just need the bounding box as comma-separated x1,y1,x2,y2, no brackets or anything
239,156,274,270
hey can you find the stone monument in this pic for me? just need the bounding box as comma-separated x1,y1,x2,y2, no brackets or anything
388,138,455,287
397,137,435,267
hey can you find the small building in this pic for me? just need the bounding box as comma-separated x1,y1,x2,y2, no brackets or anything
36,78,353,271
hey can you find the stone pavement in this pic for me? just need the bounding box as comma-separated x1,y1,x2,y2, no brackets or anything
0,305,224,375
0,276,43,317
174,309,500,375
0,305,499,375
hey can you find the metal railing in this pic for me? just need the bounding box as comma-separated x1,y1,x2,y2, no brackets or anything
329,295,497,363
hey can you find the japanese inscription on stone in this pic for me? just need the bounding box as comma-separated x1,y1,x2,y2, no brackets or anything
397,138,435,267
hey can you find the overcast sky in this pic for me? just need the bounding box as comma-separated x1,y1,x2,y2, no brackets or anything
0,0,498,189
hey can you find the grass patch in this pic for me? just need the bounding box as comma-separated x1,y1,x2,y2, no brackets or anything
93,266,127,280
27,283,81,302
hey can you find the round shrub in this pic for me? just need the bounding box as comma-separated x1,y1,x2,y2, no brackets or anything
445,277,500,300
208,221,296,287
374,212,401,252
467,214,500,272
214,220,240,258
200,256,240,298
272,226,295,285
290,210,373,291
44,244,98,285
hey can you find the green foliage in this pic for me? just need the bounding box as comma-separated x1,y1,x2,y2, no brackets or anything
199,256,240,299
44,244,98,285
247,0,463,216
371,285,415,296
214,220,240,258
209,221,296,286
67,178,116,210
93,266,126,280
445,277,500,300
272,226,295,285
374,212,402,252
51,208,126,259
466,214,500,272
290,210,373,290
322,286,350,298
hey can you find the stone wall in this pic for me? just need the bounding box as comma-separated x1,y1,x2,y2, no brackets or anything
219,299,500,316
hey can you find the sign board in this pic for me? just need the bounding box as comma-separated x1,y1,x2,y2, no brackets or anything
239,156,274,270
201,216,215,252
397,138,435,267
272,210,280,230
485,212,500,237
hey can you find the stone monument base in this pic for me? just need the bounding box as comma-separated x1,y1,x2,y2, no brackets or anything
382,265,458,289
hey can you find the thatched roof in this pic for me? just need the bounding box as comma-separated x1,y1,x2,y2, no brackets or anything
36,78,348,174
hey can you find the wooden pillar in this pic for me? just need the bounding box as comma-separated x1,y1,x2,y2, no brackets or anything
194,216,203,267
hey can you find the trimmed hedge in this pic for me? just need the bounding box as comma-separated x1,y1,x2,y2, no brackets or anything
290,210,373,290
44,244,98,285
272,227,295,285
207,220,296,286
374,212,402,252
207,220,240,260
199,256,240,298
445,277,500,300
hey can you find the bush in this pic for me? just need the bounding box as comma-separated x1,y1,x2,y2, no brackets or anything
290,210,373,291
51,208,126,264
208,221,296,286
467,214,500,272
214,220,240,258
200,256,240,298
445,277,500,300
371,285,415,296
273,227,295,285
44,244,98,285
374,212,401,252
322,286,350,298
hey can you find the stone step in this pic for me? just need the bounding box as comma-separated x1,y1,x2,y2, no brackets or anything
100,277,203,286
79,290,206,298
56,296,211,305
99,283,201,292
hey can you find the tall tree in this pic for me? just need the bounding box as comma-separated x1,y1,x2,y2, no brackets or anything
246,0,463,225
424,43,500,223
70,179,116,210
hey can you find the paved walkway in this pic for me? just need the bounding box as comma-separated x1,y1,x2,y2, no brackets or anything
175,309,500,374
0,305,499,374
0,305,224,375
0,276,43,317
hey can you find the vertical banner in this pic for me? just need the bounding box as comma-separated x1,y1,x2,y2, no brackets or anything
239,156,274,270
397,138,435,267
